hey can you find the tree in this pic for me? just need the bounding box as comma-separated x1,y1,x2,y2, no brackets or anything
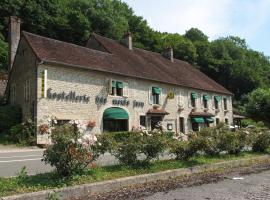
245,88,270,125
184,28,208,42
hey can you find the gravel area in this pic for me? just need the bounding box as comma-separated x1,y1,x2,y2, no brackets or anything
86,164,270,200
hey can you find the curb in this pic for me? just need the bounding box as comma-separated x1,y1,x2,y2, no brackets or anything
1,155,270,200
0,149,45,153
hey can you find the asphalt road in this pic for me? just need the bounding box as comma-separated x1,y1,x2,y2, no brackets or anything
142,170,270,200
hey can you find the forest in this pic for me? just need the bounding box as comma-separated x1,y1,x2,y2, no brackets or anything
0,0,270,125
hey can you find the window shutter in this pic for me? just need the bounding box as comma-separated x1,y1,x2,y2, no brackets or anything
123,82,129,97
160,88,163,105
188,92,192,108
221,97,224,110
41,70,47,98
178,91,183,107
201,93,204,109
212,95,215,110
149,87,153,105
108,79,112,94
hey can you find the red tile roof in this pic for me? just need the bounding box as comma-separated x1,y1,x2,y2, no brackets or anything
22,31,232,95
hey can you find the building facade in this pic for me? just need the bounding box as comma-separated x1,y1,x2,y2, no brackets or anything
7,17,233,144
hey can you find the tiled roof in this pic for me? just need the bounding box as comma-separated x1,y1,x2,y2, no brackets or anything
22,31,232,95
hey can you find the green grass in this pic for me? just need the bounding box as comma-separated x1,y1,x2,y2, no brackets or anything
0,152,267,197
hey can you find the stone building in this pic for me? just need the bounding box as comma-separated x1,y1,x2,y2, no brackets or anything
6,17,233,144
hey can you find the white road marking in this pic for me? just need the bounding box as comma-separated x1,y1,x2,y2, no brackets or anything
0,155,42,159
0,158,42,163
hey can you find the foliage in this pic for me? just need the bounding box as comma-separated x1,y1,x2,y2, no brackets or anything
0,105,21,133
0,152,264,197
169,139,197,161
95,131,168,166
250,130,270,153
245,88,270,125
9,119,36,145
42,124,97,177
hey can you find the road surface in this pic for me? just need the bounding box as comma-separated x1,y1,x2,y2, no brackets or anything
142,170,270,200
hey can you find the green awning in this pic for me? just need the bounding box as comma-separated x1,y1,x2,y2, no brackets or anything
192,117,205,123
214,96,221,102
116,81,123,89
203,94,209,101
205,117,214,123
191,92,198,99
112,81,116,88
152,87,161,94
103,107,129,120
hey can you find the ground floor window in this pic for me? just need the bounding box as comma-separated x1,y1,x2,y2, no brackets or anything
192,122,199,131
140,115,146,127
179,117,185,133
216,118,220,125
103,119,128,132
225,118,229,125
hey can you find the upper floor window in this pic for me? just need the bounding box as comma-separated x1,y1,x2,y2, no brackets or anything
190,92,197,108
223,98,228,110
110,80,128,97
152,87,161,104
203,94,209,109
214,96,221,109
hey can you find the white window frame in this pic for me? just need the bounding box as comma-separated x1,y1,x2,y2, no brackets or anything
149,85,162,106
109,79,128,97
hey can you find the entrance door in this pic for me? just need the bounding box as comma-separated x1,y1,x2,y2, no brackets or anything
151,116,162,130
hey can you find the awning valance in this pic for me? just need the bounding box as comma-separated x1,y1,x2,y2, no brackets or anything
203,94,209,101
152,87,161,94
103,107,129,120
192,117,205,123
214,96,221,102
205,117,214,123
191,92,198,99
116,81,123,89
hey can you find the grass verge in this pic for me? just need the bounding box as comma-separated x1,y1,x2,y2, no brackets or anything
0,152,268,197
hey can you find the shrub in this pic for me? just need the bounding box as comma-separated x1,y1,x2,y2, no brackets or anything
9,119,36,145
95,131,168,166
251,130,270,152
42,124,98,176
0,105,21,133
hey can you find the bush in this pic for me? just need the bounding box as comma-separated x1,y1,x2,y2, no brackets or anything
43,124,97,176
9,119,36,145
0,105,21,133
95,131,168,166
251,130,270,152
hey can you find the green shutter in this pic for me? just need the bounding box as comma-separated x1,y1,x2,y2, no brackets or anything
152,87,161,94
191,92,198,99
205,117,214,123
116,81,123,89
191,117,205,123
112,81,116,88
103,107,129,120
214,96,221,102
203,94,209,101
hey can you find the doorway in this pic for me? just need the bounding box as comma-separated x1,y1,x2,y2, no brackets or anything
151,116,163,130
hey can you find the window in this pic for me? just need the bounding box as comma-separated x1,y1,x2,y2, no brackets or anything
214,96,220,109
190,92,197,108
140,115,146,127
56,120,70,126
111,81,123,96
152,87,161,105
216,118,220,125
223,98,228,110
24,80,30,101
179,117,185,133
203,94,209,109
225,118,229,125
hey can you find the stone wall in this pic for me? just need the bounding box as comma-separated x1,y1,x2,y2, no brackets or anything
36,64,233,144
9,37,37,121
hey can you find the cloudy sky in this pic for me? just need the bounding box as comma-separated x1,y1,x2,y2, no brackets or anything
122,0,270,56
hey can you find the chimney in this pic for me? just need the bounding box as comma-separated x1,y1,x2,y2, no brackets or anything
8,16,21,72
122,31,132,50
162,47,174,62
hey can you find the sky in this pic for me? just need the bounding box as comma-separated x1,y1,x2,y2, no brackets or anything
122,0,270,56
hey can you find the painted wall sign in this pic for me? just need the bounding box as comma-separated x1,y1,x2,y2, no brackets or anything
133,100,144,107
112,99,130,106
95,96,107,105
47,88,90,103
